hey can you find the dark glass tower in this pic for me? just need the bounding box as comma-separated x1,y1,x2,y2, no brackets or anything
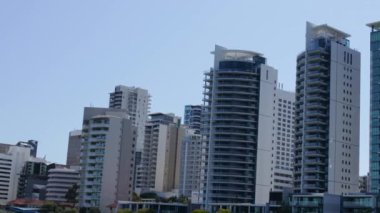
294,22,360,194
368,22,380,192
201,45,277,209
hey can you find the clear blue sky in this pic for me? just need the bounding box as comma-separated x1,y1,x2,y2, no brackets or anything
0,0,377,175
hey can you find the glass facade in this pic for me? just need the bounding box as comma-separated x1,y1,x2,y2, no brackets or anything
370,29,380,192
294,36,331,193
202,48,265,204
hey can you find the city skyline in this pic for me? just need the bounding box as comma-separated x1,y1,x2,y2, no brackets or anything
0,1,379,175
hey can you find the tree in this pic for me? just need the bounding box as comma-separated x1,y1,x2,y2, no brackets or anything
65,183,79,207
41,201,58,212
132,192,141,201
117,209,132,213
88,207,101,213
216,209,230,213
140,192,158,199
63,208,77,213
136,208,154,213
278,201,291,213
192,209,209,213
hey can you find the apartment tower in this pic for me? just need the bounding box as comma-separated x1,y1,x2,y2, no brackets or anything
137,113,184,193
184,105,202,134
294,22,360,194
271,89,295,191
79,107,136,212
201,45,277,209
109,85,150,152
367,21,380,193
179,127,202,198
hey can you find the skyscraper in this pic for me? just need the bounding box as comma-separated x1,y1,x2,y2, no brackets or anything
271,89,295,191
79,107,136,212
109,86,150,191
367,21,380,193
184,105,202,134
179,127,202,198
66,130,82,167
294,22,360,194
109,85,150,152
201,45,277,208
136,113,184,193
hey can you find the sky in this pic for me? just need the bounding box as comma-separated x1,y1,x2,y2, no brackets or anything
0,0,377,175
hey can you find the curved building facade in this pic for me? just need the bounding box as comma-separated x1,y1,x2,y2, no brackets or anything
294,22,360,194
201,45,277,208
46,168,79,202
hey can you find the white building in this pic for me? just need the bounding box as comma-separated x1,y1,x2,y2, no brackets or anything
109,85,150,152
179,127,202,198
137,113,184,193
201,45,277,209
271,89,295,191
79,107,136,212
0,145,31,205
46,167,80,202
294,22,360,194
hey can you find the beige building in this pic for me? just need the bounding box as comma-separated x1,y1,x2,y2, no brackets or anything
79,107,136,212
66,130,82,167
137,113,184,193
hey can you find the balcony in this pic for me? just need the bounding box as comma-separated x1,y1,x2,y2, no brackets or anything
304,167,325,173
305,135,327,141
307,79,328,86
304,151,326,157
306,94,328,102
304,159,325,165
305,102,328,109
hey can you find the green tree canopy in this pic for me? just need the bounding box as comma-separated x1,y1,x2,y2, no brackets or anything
216,208,230,213
117,209,132,213
192,209,209,213
136,208,154,213
65,183,79,206
88,207,101,213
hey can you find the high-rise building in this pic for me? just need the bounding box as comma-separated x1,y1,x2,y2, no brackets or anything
137,113,184,193
179,127,202,197
79,107,136,212
201,45,277,208
109,86,150,192
271,89,295,191
184,105,202,134
0,145,31,205
109,85,150,152
367,21,380,193
66,130,82,167
46,167,80,202
294,22,360,194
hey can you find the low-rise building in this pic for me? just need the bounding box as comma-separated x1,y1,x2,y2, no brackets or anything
46,167,79,202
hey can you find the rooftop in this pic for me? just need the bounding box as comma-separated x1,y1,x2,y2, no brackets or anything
311,23,350,39
367,21,380,31
213,45,263,58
